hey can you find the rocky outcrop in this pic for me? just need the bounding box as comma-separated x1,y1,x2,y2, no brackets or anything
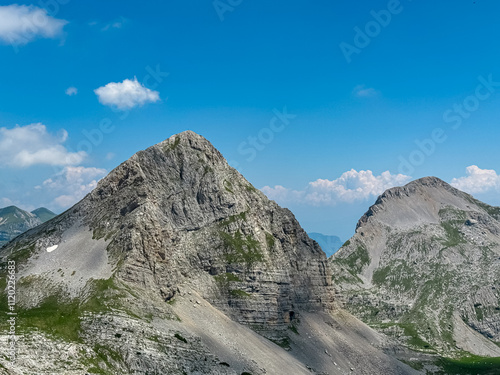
330,177,500,359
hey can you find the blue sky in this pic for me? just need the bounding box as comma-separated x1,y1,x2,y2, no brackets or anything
1,0,500,240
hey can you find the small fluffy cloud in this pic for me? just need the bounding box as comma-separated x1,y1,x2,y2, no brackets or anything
451,165,500,194
0,4,67,46
0,123,86,168
65,86,78,96
261,169,411,206
41,166,107,208
94,77,160,110
353,85,379,98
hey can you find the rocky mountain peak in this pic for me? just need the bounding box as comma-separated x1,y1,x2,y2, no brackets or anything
331,176,500,359
3,130,335,335
355,176,485,232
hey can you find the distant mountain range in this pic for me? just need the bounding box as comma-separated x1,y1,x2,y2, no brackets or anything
308,232,343,257
0,206,56,246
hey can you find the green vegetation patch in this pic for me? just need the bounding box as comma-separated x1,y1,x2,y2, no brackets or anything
438,207,467,221
220,230,264,268
214,273,242,283
436,355,500,374
265,233,275,250
230,289,251,298
223,180,234,193
219,211,247,227
335,244,370,274
399,323,433,349
245,184,257,193
270,336,291,350
171,137,181,149
440,221,466,248
288,324,299,335
162,137,181,153
371,261,417,292
0,276,137,343
341,239,351,248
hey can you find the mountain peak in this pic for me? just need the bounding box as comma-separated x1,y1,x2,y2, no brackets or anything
156,130,218,152
332,178,500,360
31,207,57,223
355,176,481,231
0,206,42,246
3,129,334,340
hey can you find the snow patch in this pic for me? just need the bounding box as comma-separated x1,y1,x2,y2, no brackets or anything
46,245,58,253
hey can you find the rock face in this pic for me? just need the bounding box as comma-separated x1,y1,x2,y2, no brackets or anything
330,177,500,358
77,130,334,330
0,206,55,246
309,233,343,257
0,131,418,374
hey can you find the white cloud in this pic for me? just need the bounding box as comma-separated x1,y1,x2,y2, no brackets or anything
0,4,67,46
353,84,379,98
451,165,500,194
94,77,160,110
41,166,107,208
0,123,86,168
261,169,411,206
65,86,78,96
101,17,127,31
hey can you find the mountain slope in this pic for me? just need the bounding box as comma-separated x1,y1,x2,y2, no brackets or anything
330,177,500,362
0,131,418,374
309,232,343,257
0,206,43,246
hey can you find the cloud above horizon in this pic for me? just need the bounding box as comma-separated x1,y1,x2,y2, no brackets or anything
0,123,86,168
353,84,379,98
39,166,107,208
94,77,160,110
261,169,411,206
65,86,78,96
0,4,67,46
451,165,500,194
